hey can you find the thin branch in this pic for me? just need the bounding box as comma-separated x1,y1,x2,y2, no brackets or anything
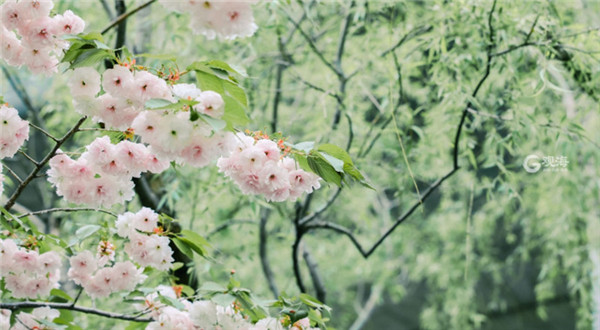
298,188,342,226
101,0,157,35
17,207,117,219
305,168,458,258
1,163,23,184
380,24,433,57
259,208,279,298
302,246,326,303
4,116,87,212
206,219,255,238
453,0,497,169
286,11,341,78
29,122,59,142
0,301,152,322
18,150,39,166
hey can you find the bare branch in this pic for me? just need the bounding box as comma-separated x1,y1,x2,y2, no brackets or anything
380,24,433,57
259,208,279,298
101,0,157,35
1,163,23,184
305,168,458,258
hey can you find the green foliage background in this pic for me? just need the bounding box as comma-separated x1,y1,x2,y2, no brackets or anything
1,0,599,329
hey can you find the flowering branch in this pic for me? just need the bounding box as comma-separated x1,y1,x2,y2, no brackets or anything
17,207,117,219
0,301,152,323
4,116,87,212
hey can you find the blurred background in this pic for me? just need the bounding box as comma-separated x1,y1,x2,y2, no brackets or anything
2,0,599,329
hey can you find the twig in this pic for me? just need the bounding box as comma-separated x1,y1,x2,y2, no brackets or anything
1,163,23,184
71,288,84,307
286,11,341,78
101,0,157,35
305,168,458,258
0,301,152,322
206,219,255,238
4,116,87,212
298,188,342,226
18,150,39,166
259,208,279,298
17,207,117,219
29,122,59,142
380,24,433,57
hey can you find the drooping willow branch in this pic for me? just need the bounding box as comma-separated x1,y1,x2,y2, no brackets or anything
0,301,152,323
296,0,501,261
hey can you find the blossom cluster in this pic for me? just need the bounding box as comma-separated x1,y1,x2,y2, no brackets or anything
158,0,258,40
0,104,30,159
1,307,59,330
0,239,61,299
68,250,147,299
217,134,321,202
47,136,169,207
132,83,237,167
69,66,171,130
143,286,317,330
115,207,174,270
0,0,84,74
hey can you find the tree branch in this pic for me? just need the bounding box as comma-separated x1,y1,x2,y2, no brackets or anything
302,246,326,302
453,0,497,169
101,0,157,35
17,207,117,219
4,116,87,212
0,301,151,322
259,208,279,298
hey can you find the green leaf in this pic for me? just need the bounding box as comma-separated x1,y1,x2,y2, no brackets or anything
199,281,227,293
70,225,101,246
195,70,225,94
145,98,174,109
158,294,185,310
294,154,312,172
299,293,331,312
223,81,248,107
307,152,342,187
292,141,315,153
200,114,226,131
50,289,73,302
317,144,353,165
212,293,237,306
222,95,250,128
319,152,345,172
172,237,194,259
70,49,114,69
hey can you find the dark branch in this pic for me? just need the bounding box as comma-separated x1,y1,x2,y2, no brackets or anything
259,208,279,298
302,247,326,302
0,301,151,322
17,207,117,219
4,116,87,212
101,0,156,35
305,168,458,258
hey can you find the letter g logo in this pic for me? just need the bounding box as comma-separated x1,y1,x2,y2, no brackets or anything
523,154,541,173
